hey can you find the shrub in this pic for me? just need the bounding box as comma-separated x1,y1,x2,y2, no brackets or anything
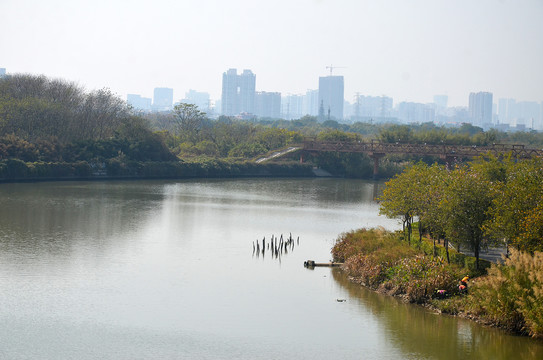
467,249,543,338
333,228,468,303
383,255,463,302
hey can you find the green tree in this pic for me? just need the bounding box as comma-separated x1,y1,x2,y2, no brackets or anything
486,157,543,253
379,163,423,244
378,124,413,143
173,103,206,143
440,166,495,269
316,129,360,142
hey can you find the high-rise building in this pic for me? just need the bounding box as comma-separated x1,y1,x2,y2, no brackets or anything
303,89,319,116
282,94,304,120
355,95,393,118
0,68,6,78
498,98,509,124
254,91,281,119
153,87,173,111
127,94,152,111
398,102,435,123
433,95,448,115
468,92,493,126
318,75,344,120
182,90,210,112
516,101,541,129
221,68,256,116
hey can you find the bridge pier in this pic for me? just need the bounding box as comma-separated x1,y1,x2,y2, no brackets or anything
370,153,385,180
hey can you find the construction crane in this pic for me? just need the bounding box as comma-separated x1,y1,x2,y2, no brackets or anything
326,64,346,76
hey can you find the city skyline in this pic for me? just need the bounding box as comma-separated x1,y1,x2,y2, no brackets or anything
2,0,543,108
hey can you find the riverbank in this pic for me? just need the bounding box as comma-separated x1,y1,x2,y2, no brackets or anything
332,228,543,339
0,159,316,183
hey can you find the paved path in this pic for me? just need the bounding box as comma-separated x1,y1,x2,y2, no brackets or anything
255,147,300,163
463,247,508,263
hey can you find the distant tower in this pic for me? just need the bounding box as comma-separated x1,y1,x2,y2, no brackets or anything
153,87,173,111
183,90,211,112
303,89,319,116
318,75,344,121
0,68,6,78
221,68,256,116
433,95,448,116
469,92,493,126
255,91,281,118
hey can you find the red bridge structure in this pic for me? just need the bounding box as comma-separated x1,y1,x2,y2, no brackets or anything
299,140,543,179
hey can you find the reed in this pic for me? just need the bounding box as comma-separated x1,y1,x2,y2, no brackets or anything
467,249,543,338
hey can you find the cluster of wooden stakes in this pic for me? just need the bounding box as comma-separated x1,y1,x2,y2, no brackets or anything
253,233,299,259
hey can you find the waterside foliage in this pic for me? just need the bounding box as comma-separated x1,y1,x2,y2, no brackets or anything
332,228,543,338
332,228,465,303
437,249,543,339
372,154,543,338
0,158,313,181
379,156,543,269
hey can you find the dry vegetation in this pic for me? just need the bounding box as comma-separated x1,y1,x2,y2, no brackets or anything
333,228,543,339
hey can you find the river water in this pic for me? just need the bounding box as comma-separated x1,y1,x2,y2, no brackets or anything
0,178,541,359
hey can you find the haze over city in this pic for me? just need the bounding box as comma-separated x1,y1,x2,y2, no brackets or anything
2,0,543,107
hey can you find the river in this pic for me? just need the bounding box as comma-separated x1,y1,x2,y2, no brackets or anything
0,178,541,359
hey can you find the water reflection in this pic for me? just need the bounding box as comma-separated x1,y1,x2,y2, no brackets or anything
331,269,543,360
0,182,162,266
2,179,540,359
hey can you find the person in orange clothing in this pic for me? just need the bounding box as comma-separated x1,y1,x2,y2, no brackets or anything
458,275,469,294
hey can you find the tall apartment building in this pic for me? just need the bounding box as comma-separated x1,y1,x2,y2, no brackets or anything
221,69,256,116
303,89,319,116
318,75,344,120
0,68,6,78
282,94,304,120
354,95,393,119
498,98,541,129
433,95,448,115
153,87,174,111
398,102,435,123
254,91,281,119
468,92,493,126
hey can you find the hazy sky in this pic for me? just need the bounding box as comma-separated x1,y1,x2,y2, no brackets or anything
2,0,543,107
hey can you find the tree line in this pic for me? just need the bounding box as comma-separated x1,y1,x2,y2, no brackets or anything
0,74,174,164
2,73,543,180
379,156,543,268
